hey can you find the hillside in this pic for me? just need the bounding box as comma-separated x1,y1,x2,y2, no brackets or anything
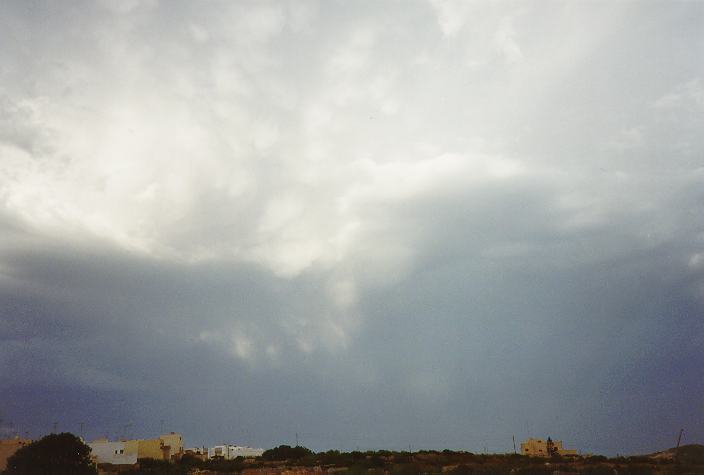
648,444,704,464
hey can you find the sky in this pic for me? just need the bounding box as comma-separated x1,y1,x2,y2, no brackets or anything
0,0,703,456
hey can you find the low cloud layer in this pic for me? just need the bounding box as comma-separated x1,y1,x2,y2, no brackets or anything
1,0,703,454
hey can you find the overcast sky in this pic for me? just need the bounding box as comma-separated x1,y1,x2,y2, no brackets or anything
1,0,703,456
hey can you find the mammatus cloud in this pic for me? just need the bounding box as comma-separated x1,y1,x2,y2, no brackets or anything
0,0,703,454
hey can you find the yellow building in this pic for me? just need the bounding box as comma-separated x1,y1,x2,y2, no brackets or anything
0,438,31,471
93,433,182,463
159,432,183,459
120,438,162,460
520,438,577,457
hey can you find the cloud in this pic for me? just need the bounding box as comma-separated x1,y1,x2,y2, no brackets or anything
652,79,704,109
1,0,703,453
98,0,158,14
428,0,475,37
494,16,523,65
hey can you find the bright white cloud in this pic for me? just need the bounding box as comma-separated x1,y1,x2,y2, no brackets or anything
0,0,702,367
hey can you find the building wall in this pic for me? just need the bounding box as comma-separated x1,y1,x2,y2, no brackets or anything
0,438,31,471
159,432,183,457
228,446,265,458
521,438,547,456
521,438,575,457
137,438,165,460
208,444,264,460
209,445,227,459
89,440,138,465
92,437,171,463
123,439,139,457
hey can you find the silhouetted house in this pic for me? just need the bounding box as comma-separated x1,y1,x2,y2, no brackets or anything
184,446,209,461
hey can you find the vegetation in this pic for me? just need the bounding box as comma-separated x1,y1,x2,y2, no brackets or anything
134,458,183,474
4,432,96,475
261,445,314,461
674,444,704,465
9,439,699,475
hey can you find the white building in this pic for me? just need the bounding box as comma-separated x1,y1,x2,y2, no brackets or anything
208,445,228,459
228,445,265,458
88,439,138,465
208,444,264,459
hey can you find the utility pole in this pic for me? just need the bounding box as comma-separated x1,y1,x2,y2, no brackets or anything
295,432,299,447
79,422,85,439
52,422,58,434
513,435,517,454
675,429,684,465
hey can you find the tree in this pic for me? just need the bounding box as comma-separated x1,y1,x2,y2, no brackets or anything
4,432,96,475
261,445,313,461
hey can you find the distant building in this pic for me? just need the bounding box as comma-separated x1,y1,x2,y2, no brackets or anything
89,432,183,465
0,438,32,471
208,445,228,459
159,432,184,460
228,445,265,458
208,444,264,460
521,438,577,457
88,439,138,466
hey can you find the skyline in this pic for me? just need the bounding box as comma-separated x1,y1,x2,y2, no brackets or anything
1,0,703,456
